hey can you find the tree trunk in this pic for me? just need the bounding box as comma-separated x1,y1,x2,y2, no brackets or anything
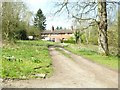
118,7,120,57
98,0,109,55
85,30,89,44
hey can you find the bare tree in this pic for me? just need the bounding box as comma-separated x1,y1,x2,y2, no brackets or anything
54,0,118,56
97,0,109,55
118,5,120,57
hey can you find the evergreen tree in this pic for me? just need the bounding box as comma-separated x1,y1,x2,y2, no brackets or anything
56,26,59,30
60,26,62,30
34,9,46,30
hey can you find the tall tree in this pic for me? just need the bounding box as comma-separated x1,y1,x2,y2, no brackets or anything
74,30,80,44
54,0,118,55
118,6,120,57
34,9,46,30
97,0,109,55
2,1,30,41
56,26,59,30
60,26,62,30
2,2,22,40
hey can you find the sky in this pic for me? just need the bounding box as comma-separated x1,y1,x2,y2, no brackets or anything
24,0,119,30
25,0,73,30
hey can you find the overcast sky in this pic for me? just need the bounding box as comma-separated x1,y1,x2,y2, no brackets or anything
25,0,73,30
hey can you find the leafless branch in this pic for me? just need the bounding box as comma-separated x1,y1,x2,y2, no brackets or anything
65,4,70,15
84,4,97,14
54,0,117,32
82,23,96,31
54,0,68,15
72,14,98,24
106,1,120,5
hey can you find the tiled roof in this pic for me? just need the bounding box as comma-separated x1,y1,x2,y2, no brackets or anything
41,30,74,34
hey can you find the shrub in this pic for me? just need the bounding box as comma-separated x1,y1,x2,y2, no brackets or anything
63,37,75,44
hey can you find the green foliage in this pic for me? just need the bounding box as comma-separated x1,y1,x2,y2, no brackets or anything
89,27,98,45
16,21,29,40
81,34,86,44
59,26,62,30
34,9,46,30
107,22,118,55
56,26,63,30
88,35,98,45
108,24,118,47
2,2,18,40
2,40,53,79
118,9,120,57
80,26,98,45
56,26,59,30
63,37,75,44
27,26,40,39
15,29,27,40
74,30,80,44
2,2,32,41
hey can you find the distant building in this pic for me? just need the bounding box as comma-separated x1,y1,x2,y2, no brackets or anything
28,36,34,40
41,28,74,42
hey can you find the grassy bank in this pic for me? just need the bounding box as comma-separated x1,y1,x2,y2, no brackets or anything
64,44,118,70
1,40,54,79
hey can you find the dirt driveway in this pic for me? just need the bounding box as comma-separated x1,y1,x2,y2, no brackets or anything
2,47,118,88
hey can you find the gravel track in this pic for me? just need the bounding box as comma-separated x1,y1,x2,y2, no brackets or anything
2,47,118,88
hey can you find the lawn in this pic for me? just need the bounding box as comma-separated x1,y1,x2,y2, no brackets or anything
1,40,54,79
64,43,118,70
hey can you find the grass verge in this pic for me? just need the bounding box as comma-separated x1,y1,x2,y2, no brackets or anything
55,48,71,59
64,44,118,70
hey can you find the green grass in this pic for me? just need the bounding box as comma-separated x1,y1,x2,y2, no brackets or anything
1,40,54,79
64,44,118,70
55,48,72,59
0,47,2,78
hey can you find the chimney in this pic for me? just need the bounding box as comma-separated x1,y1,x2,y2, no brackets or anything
52,26,54,32
71,26,73,31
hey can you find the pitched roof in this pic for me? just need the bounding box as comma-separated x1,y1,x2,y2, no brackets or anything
41,30,74,34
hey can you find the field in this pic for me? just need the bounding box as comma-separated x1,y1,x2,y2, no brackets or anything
1,40,54,79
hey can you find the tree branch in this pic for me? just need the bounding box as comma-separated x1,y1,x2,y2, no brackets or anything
54,0,68,15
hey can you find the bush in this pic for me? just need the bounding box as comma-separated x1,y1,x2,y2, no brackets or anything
81,33,98,45
15,29,28,40
89,36,98,45
81,34,86,44
63,37,75,44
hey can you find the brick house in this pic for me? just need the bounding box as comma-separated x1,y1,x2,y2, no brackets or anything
41,29,74,42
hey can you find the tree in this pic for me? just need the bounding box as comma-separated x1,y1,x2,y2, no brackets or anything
72,20,84,44
97,0,109,55
56,26,59,30
34,9,46,30
2,2,21,40
60,26,62,30
2,1,31,41
74,30,80,44
0,2,2,44
54,0,118,55
118,6,120,57
52,26,54,31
